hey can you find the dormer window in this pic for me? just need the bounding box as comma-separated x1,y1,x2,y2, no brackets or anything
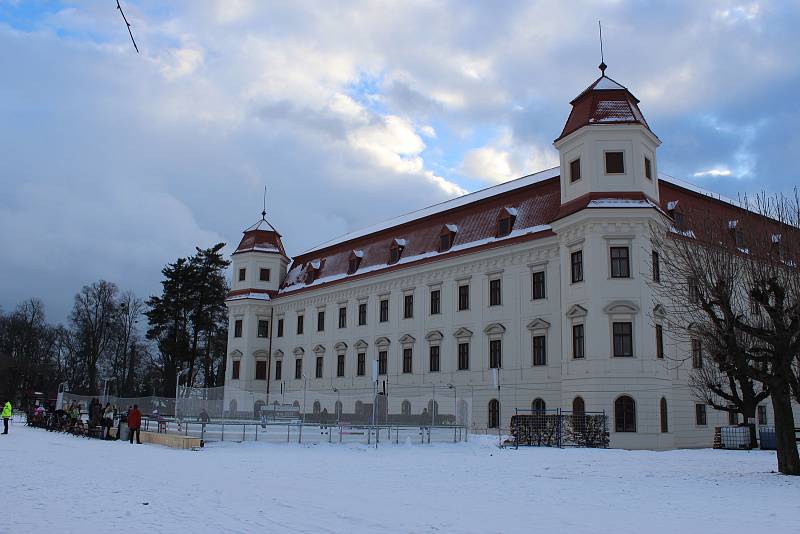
667,201,684,229
644,157,652,180
304,259,323,284
569,158,581,182
728,220,745,248
605,151,625,174
389,238,406,264
496,207,517,237
438,224,457,252
348,250,363,274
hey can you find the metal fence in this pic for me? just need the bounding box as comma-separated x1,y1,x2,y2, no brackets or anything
510,409,609,448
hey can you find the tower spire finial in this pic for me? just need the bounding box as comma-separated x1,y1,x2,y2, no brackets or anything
261,185,267,220
598,20,607,75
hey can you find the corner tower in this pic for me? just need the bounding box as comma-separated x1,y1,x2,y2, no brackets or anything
554,65,661,206
223,211,288,417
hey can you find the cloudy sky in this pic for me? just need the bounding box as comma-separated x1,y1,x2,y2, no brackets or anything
1,1,798,323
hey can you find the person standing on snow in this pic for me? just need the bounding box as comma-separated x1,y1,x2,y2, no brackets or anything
128,404,142,444
2,401,12,434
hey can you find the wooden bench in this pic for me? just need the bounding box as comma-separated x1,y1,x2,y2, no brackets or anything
140,431,202,449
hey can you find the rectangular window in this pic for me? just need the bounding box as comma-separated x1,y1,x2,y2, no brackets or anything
610,246,630,278
317,310,325,332
357,353,366,376
532,335,546,366
315,356,323,379
234,319,243,338
570,158,581,182
255,360,267,380
274,360,282,381
338,306,347,328
379,298,389,322
277,318,284,337
457,342,470,370
497,217,512,237
532,271,546,300
489,278,502,306
605,151,625,174
489,339,502,369
429,346,440,372
403,294,414,319
612,322,633,357
430,289,441,315
294,359,302,380
439,232,452,252
458,284,470,311
337,354,345,377
231,360,240,380
728,410,738,426
238,268,246,282
572,324,585,359
688,277,700,304
259,268,271,281
656,324,664,359
571,251,583,283
757,405,767,426
402,348,413,373
296,314,304,335
644,157,652,180
695,403,707,426
652,250,660,283
378,351,387,375
358,303,367,326
692,339,703,369
257,320,269,338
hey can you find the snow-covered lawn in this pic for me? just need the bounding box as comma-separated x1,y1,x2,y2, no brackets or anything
4,425,798,534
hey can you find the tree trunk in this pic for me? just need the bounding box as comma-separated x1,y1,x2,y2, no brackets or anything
770,388,800,475
742,404,758,449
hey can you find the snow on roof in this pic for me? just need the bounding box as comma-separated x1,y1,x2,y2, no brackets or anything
772,234,782,244
302,167,560,254
587,199,656,209
590,100,636,123
226,292,271,302
504,207,518,216
394,238,407,247
310,259,321,269
352,249,364,258
282,224,552,294
728,220,739,229
445,224,459,233
659,173,743,209
593,76,627,91
666,200,679,211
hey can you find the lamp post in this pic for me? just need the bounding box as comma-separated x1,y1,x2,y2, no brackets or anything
175,368,190,422
333,388,340,424
101,377,116,406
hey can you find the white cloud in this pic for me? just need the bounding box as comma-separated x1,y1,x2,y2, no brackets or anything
693,168,732,177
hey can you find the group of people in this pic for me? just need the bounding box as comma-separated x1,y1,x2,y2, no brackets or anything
25,399,142,444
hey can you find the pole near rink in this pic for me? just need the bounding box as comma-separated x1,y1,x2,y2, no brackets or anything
371,359,378,448
493,368,500,447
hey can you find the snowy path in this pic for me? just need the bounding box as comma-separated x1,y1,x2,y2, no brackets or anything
3,425,798,533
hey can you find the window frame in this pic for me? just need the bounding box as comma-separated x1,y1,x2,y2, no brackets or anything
612,321,634,357
652,250,660,283
489,278,502,307
614,395,636,433
259,268,271,282
532,270,546,300
429,345,440,373
274,359,282,381
656,324,664,359
234,319,243,338
569,157,581,183
317,310,325,332
255,360,267,380
294,358,303,380
429,288,441,315
402,348,413,374
403,293,414,319
695,403,707,426
356,353,366,376
457,342,470,371
379,298,389,323
572,323,585,359
691,338,703,369
277,318,284,337
644,157,652,180
338,306,347,329
336,354,345,377
378,350,388,376
238,268,246,282
610,246,631,279
457,284,470,311
257,319,269,338
604,150,625,175
315,356,323,379
358,302,367,326
489,339,502,369
571,250,584,283
296,314,304,335
231,359,241,380
532,335,547,366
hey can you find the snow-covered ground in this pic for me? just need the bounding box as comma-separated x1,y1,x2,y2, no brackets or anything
4,424,798,534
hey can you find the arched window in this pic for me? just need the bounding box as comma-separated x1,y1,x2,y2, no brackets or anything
532,398,546,412
488,399,500,429
660,397,668,433
401,400,411,416
615,395,636,432
335,400,342,418
313,401,321,414
572,396,585,415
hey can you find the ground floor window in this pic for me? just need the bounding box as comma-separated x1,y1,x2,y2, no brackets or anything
695,403,707,426
660,397,668,433
614,395,636,432
488,399,500,429
757,405,768,426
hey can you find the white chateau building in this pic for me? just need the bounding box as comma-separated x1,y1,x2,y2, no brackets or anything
223,67,780,449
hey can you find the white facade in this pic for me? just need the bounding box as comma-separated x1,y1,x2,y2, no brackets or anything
223,71,785,449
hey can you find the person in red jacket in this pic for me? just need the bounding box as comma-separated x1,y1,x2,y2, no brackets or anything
128,404,142,444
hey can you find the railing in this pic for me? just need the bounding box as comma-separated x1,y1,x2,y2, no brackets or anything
142,416,467,446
